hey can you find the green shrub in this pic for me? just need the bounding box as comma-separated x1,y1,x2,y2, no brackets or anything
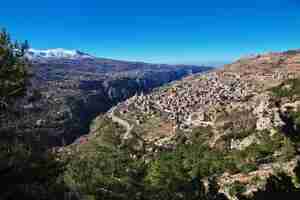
145,151,189,190
144,143,232,200
180,144,236,178
239,163,258,174
270,78,300,99
189,126,214,144
65,145,144,199
229,181,246,196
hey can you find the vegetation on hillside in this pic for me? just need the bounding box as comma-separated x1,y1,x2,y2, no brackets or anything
64,143,231,200
0,28,69,200
270,78,300,100
40,77,300,198
63,111,300,200
0,28,29,108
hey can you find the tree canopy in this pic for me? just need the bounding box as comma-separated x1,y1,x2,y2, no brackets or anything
0,28,29,108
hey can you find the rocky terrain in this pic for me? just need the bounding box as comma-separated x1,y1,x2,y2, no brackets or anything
68,49,300,199
2,49,211,146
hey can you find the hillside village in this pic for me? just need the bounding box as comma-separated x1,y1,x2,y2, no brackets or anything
121,71,257,130
80,50,300,199
112,50,300,133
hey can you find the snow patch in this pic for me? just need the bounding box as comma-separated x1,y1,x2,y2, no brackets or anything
26,48,94,59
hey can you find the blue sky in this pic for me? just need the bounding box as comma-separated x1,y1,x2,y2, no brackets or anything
0,0,300,65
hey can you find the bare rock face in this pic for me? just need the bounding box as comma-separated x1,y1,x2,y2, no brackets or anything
253,94,282,131
230,134,260,150
281,101,300,113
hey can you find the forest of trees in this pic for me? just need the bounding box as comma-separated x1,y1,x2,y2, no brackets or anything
0,28,69,200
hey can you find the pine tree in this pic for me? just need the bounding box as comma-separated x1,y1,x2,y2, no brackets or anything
21,39,30,54
0,28,68,200
0,28,29,108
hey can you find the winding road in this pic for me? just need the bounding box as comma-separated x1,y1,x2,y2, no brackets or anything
109,107,134,140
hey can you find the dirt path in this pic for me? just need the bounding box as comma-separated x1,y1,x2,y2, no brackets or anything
209,127,224,148
109,107,134,140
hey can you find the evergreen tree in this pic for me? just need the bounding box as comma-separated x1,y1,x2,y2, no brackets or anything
0,28,29,108
0,28,68,200
22,39,30,51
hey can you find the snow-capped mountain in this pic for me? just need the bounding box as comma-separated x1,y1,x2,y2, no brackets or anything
27,48,94,59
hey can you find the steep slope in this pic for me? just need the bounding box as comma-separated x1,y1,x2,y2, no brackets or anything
4,49,212,146
65,50,300,199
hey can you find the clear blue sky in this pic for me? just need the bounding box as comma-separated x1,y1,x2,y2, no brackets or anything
0,0,299,65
